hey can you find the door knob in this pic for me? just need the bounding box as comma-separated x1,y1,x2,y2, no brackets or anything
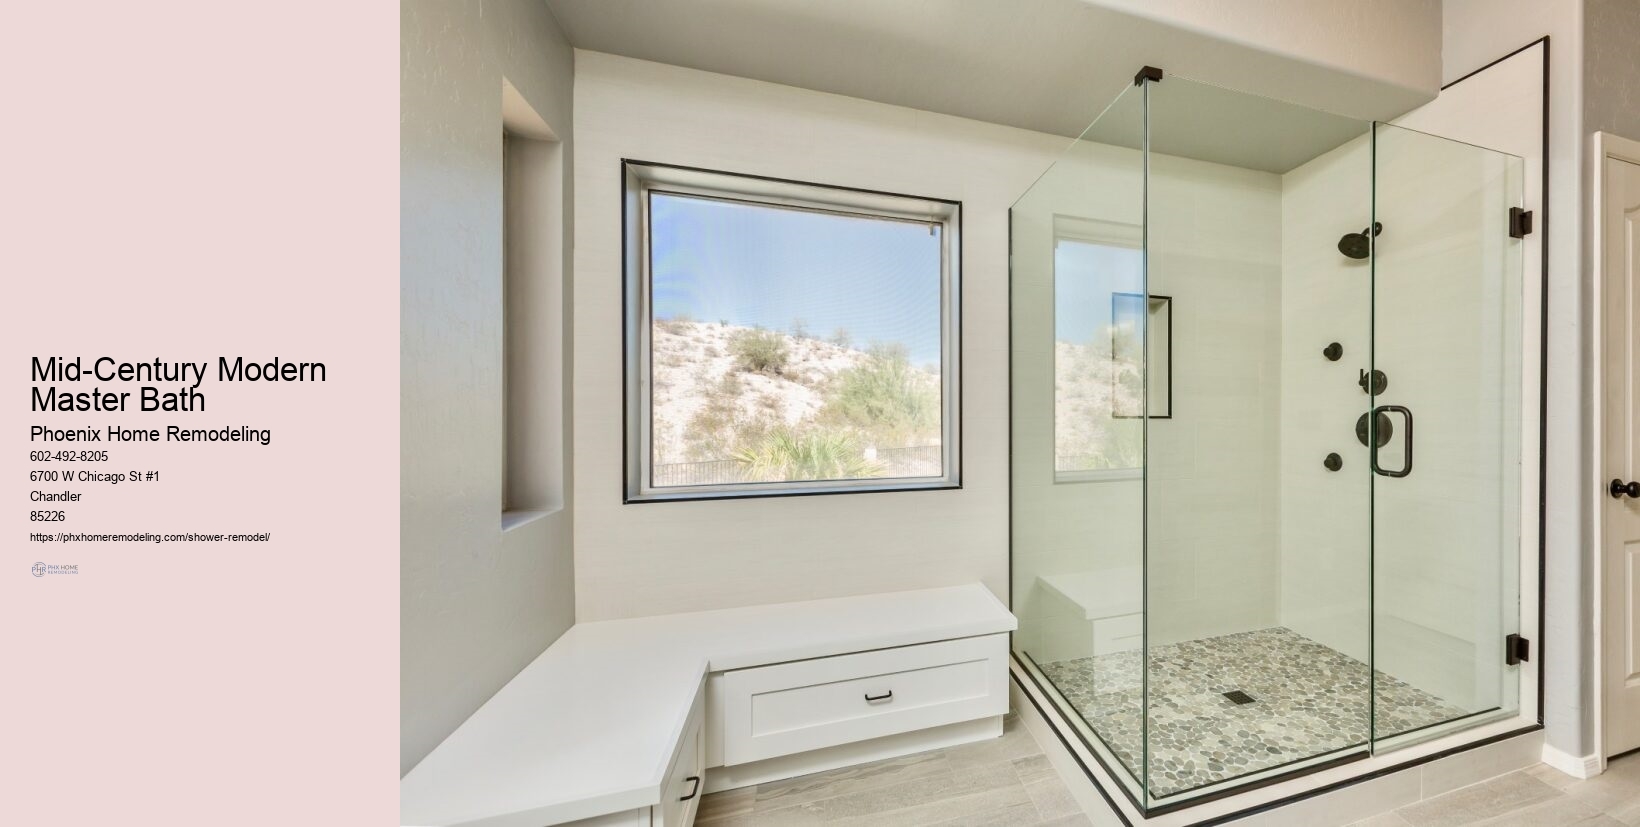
1612,479,1640,499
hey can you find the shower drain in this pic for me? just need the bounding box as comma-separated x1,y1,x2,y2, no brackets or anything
1222,690,1257,705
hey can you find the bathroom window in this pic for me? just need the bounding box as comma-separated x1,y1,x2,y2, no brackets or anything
1054,218,1144,481
623,161,961,502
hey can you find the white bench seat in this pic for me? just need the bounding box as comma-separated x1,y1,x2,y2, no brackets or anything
400,584,1016,827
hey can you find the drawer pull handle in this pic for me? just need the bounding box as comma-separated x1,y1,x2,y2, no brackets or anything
864,690,893,703
679,775,701,802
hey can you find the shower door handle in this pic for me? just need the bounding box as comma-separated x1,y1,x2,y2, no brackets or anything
1371,405,1413,478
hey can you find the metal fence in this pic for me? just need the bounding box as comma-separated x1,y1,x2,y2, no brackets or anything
651,459,747,487
651,445,944,487
874,445,942,470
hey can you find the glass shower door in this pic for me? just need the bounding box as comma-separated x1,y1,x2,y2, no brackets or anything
1369,122,1525,747
1140,73,1376,808
1009,82,1151,802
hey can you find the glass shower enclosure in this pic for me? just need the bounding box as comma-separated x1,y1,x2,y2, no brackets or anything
1009,71,1527,810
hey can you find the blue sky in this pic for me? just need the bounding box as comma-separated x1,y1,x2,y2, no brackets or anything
650,193,944,365
1054,238,1143,345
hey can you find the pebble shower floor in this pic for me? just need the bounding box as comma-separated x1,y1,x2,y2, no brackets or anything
1036,627,1468,798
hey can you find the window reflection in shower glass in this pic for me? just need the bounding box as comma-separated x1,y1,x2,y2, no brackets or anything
1054,223,1143,479
1013,78,1151,801
1111,293,1170,419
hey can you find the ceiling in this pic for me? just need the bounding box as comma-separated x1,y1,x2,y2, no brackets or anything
543,0,1436,172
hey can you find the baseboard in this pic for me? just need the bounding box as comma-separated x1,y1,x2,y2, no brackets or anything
700,715,1002,794
1540,743,1602,779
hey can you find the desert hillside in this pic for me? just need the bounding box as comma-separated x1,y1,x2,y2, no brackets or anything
650,320,942,483
1054,336,1144,472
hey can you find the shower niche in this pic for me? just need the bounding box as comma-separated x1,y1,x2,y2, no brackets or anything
1010,69,1533,812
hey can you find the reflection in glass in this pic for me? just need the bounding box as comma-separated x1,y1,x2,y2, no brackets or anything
1011,72,1527,811
1110,293,1169,419
1054,229,1144,476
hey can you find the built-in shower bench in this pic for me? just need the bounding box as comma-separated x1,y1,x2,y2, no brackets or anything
1039,567,1143,655
399,584,1016,827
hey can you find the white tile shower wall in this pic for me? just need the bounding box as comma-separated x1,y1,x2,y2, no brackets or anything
1146,153,1285,646
1370,126,1522,712
1277,136,1374,665
1279,124,1525,712
570,52,1061,620
1010,136,1285,660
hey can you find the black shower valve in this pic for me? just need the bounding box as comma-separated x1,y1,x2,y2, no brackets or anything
1359,368,1387,395
1322,342,1343,361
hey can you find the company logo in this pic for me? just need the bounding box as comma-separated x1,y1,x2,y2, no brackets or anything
31,562,77,577
31,562,46,577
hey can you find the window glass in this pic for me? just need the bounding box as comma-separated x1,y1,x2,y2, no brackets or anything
628,172,959,500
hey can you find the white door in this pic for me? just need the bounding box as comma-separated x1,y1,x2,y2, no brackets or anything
1603,154,1640,757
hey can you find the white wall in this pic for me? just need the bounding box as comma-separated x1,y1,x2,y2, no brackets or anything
401,0,575,775
546,0,1439,145
1584,0,1640,142
1584,0,1640,763
570,52,1063,620
572,53,1288,634
1091,0,1442,100
1443,0,1589,758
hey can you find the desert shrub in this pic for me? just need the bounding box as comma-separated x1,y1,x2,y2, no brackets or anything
729,328,790,375
714,372,744,397
831,328,853,349
734,428,883,481
1097,420,1144,467
654,313,695,336
679,373,748,460
820,344,939,444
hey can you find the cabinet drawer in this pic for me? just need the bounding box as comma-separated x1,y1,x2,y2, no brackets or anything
656,681,706,827
718,634,1008,766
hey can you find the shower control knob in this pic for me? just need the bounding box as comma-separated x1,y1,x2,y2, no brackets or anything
1359,369,1388,395
1323,342,1343,361
1323,453,1342,472
1612,479,1640,499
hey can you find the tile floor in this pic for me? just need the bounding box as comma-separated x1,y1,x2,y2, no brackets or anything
699,720,1640,827
1350,750,1640,826
696,715,1089,826
1036,627,1468,797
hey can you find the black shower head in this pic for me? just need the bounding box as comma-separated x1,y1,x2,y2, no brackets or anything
1338,222,1383,260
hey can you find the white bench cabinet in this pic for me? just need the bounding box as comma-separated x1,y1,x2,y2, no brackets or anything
400,585,1016,827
